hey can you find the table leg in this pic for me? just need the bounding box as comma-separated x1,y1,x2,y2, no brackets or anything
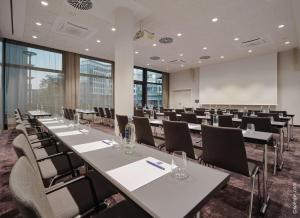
260,143,270,214
278,128,284,170
291,117,294,140
286,124,290,151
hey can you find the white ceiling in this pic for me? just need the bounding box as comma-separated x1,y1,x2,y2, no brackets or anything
0,0,299,72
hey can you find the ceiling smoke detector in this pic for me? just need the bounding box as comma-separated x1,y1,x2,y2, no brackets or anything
67,0,93,10
199,55,211,60
159,37,173,44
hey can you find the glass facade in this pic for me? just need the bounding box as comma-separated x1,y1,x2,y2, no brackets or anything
79,57,113,109
4,43,64,120
134,83,143,107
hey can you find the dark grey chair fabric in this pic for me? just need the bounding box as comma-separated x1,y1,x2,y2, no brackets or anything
164,111,177,121
163,120,195,159
116,115,128,138
181,113,198,124
133,117,156,147
134,109,144,117
218,115,234,128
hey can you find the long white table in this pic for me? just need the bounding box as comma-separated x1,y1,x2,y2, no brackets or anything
38,118,230,218
28,110,52,118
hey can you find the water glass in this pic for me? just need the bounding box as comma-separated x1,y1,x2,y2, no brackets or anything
234,113,238,119
279,113,283,117
202,119,208,125
171,151,189,180
247,123,255,134
269,116,274,122
212,115,219,127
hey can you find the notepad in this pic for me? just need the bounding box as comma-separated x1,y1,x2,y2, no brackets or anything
56,130,82,137
242,130,247,135
39,118,55,122
42,121,60,124
106,157,172,192
151,120,161,124
48,125,69,130
188,124,201,129
72,140,117,153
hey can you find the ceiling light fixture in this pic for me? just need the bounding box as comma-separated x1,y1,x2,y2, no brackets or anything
96,40,101,43
135,51,139,54
198,60,202,64
85,48,89,51
181,64,184,67
203,47,207,50
220,56,224,59
161,59,165,62
179,53,183,57
32,35,38,39
177,33,182,37
234,37,239,41
248,49,252,53
153,43,157,47
35,22,42,26
147,63,150,66
278,24,285,29
212,17,218,22
41,1,48,6
111,27,116,32
284,41,291,45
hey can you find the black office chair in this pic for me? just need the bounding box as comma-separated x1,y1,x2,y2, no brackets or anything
185,107,193,112
181,113,198,124
98,107,106,124
134,109,144,117
257,112,280,122
164,111,177,121
116,115,128,138
216,110,223,115
201,125,260,218
94,107,100,116
195,110,205,116
133,116,164,149
270,110,287,117
175,109,184,114
163,120,195,159
105,108,112,119
218,115,234,127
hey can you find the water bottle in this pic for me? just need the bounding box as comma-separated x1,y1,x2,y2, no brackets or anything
74,110,80,126
213,114,219,127
124,117,135,154
61,107,64,119
243,107,247,116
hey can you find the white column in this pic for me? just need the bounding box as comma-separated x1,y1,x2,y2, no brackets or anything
114,7,134,127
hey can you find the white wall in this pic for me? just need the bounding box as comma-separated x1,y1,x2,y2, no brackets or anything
199,53,277,105
278,48,300,125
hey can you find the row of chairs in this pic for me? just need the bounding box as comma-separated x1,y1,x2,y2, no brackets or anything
94,107,115,127
10,109,151,218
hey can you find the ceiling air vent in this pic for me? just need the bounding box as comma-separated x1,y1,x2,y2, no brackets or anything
241,38,267,48
168,59,186,64
52,18,96,39
150,56,160,60
159,37,174,44
67,0,93,10
199,55,211,60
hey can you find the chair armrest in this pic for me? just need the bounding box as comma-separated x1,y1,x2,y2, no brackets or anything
37,152,74,173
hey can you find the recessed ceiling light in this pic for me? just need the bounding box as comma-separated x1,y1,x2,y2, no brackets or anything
135,51,139,54
198,60,202,64
85,48,89,51
212,17,218,22
177,33,182,37
32,35,38,39
111,27,116,32
284,41,291,45
161,59,165,62
234,37,239,41
180,64,184,67
179,53,183,57
96,40,101,43
35,22,42,26
220,56,224,59
147,63,150,66
278,24,285,29
203,47,207,50
41,1,48,6
153,43,157,47
248,49,252,53
166,68,169,71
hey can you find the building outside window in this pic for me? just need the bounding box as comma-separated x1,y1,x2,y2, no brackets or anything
79,57,113,109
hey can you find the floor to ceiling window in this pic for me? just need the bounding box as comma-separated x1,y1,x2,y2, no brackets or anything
0,39,3,130
133,67,164,108
4,42,64,122
79,57,113,109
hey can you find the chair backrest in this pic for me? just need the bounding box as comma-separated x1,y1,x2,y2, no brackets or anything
163,120,195,159
9,157,54,218
241,116,272,132
270,110,287,117
175,109,184,114
181,113,198,124
134,109,144,117
110,109,115,119
133,117,155,147
12,134,41,181
68,109,74,120
201,125,250,177
185,107,193,112
195,110,205,116
98,107,105,118
216,110,223,115
257,112,280,121
164,111,177,121
159,107,164,113
218,115,234,127
233,111,244,119
94,107,99,116
116,115,128,138
105,108,112,118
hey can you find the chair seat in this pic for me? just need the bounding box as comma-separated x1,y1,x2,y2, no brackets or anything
38,153,84,179
34,144,70,159
47,178,98,218
28,134,39,141
248,161,259,177
93,200,151,218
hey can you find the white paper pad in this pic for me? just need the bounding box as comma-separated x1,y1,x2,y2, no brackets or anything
106,157,172,192
151,120,161,124
188,124,201,129
72,140,117,153
42,121,60,124
56,130,82,137
39,118,55,122
48,125,69,130
242,130,247,135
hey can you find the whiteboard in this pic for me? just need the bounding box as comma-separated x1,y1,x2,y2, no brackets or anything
199,53,277,105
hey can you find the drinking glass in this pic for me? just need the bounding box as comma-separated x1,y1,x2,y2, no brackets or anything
234,113,238,119
202,119,208,125
269,116,274,122
171,151,189,180
247,123,255,134
212,115,219,127
113,127,122,149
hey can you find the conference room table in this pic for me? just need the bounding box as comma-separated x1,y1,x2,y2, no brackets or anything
149,119,202,132
28,110,52,118
37,117,230,218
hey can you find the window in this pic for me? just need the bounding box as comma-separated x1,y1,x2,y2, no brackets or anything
0,39,3,129
134,68,143,81
79,57,113,109
146,71,163,108
134,83,143,107
4,42,64,121
147,71,162,84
